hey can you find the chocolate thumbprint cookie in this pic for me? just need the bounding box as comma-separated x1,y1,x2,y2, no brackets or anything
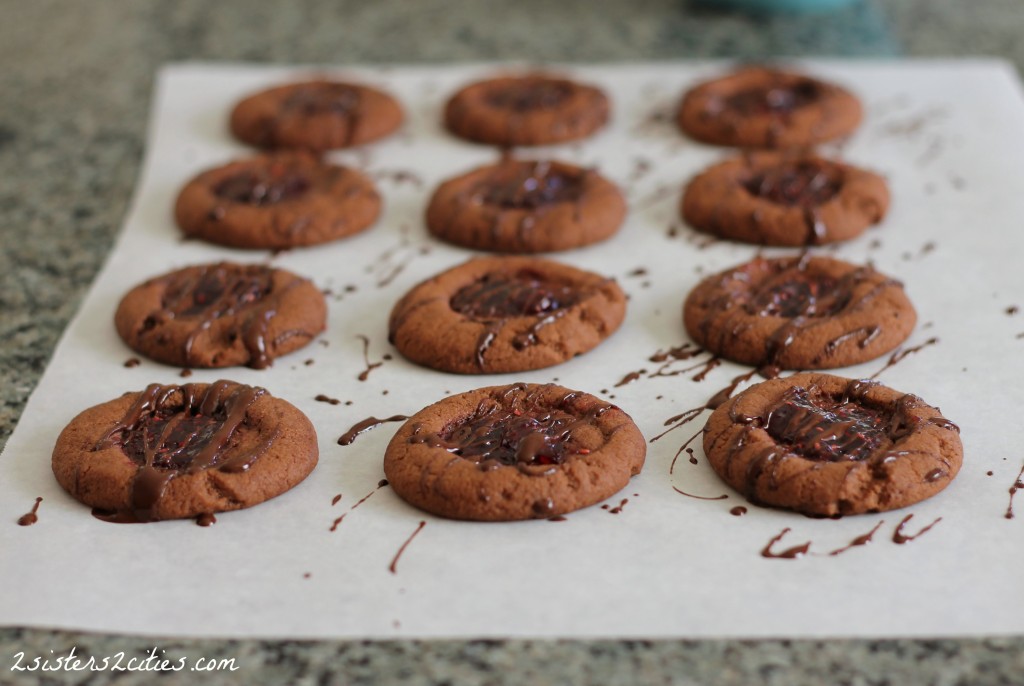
683,255,915,373
703,373,962,516
384,383,646,520
445,74,610,146
677,67,862,149
52,381,318,522
682,152,889,246
174,152,380,250
426,158,626,253
389,256,626,374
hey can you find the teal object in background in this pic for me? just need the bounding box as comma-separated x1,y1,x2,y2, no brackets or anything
698,0,859,12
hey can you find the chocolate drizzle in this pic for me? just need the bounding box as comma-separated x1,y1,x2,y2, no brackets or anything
214,165,310,206
389,520,426,574
486,80,572,111
480,161,584,209
338,415,410,446
1006,461,1024,519
408,383,607,473
92,381,274,522
450,270,581,369
892,513,941,544
16,497,42,526
146,263,311,369
761,527,811,559
827,520,884,556
742,160,843,210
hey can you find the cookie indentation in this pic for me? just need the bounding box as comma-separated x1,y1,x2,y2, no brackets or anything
485,80,573,111
282,83,360,116
741,160,842,208
745,272,846,319
764,385,887,462
725,80,820,117
213,168,311,206
481,164,584,209
450,270,577,320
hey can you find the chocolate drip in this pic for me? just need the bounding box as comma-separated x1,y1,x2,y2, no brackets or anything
450,270,581,368
672,485,728,501
389,520,426,574
356,334,385,381
486,81,572,111
408,383,607,473
892,513,941,544
151,263,310,369
827,520,884,556
315,394,342,405
1005,462,1024,519
195,513,217,527
742,160,843,209
730,506,748,516
337,415,410,446
870,338,939,379
214,166,311,206
761,527,811,559
92,380,273,522
480,161,584,209
17,497,42,526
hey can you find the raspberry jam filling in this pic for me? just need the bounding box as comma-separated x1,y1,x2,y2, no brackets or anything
283,83,360,116
485,80,573,111
725,80,820,116
745,271,847,319
450,270,578,320
162,265,272,318
214,167,311,206
765,385,887,462
482,165,584,209
742,161,843,207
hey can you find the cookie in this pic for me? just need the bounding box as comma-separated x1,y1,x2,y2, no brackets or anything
683,255,915,372
444,74,610,147
384,383,646,521
426,158,626,253
229,79,403,151
389,256,626,374
681,152,889,246
174,152,380,250
677,67,862,149
52,380,319,522
115,262,327,369
703,372,962,516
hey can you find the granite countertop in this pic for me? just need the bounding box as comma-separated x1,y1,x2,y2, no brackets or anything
3,1,1023,683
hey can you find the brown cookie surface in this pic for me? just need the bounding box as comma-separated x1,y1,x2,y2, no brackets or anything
683,255,915,372
445,74,610,146
52,380,319,522
174,152,380,250
230,79,403,151
115,262,326,369
682,152,889,246
677,67,862,149
426,158,626,253
384,383,646,521
389,256,626,374
703,373,962,516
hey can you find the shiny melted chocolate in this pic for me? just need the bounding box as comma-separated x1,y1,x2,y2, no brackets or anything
93,381,275,522
283,83,360,116
481,163,584,209
742,161,843,208
450,270,577,321
764,384,888,462
485,80,573,111
409,384,607,472
725,80,820,117
744,269,847,319
214,167,311,206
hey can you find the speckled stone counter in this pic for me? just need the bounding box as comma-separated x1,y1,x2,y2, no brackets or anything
3,1,1023,683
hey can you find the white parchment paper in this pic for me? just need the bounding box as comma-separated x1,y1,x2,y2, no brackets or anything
2,61,1024,639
